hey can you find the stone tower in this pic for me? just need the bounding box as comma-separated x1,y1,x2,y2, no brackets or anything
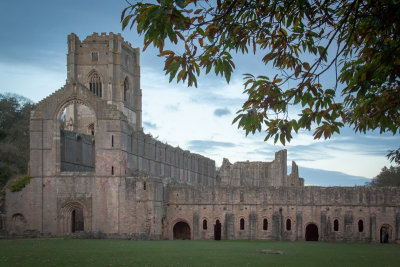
67,32,142,130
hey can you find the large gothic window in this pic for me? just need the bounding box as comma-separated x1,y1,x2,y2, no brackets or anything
124,77,129,102
60,102,95,172
89,72,102,97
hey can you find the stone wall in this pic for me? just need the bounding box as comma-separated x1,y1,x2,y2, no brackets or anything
5,174,165,240
60,129,95,172
165,185,400,242
125,131,216,186
217,150,303,187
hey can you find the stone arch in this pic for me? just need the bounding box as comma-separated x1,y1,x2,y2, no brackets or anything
305,223,319,241
57,99,96,173
59,201,88,235
172,220,191,240
10,213,27,235
380,224,392,243
56,98,96,122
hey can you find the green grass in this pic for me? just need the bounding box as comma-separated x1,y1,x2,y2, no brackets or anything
0,239,399,266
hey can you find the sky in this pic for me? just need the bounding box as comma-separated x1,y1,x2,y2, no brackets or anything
1,0,398,186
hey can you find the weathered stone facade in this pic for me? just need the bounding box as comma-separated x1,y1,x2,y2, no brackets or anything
5,33,400,243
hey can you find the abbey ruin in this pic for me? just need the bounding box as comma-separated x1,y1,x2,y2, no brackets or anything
5,33,400,243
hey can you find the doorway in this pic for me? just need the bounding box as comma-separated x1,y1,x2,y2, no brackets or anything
380,225,391,243
305,223,319,241
71,208,84,232
173,221,191,240
214,220,221,240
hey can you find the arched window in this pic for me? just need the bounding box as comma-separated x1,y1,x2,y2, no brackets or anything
334,219,339,231
240,218,245,230
286,219,291,231
263,218,268,231
358,220,364,232
124,77,129,102
89,72,102,97
203,219,207,230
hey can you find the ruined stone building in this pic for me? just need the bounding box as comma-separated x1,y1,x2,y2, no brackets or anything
5,33,400,243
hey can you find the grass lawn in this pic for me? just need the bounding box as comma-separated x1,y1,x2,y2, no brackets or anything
0,239,398,266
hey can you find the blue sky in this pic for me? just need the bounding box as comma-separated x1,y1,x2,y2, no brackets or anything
1,0,398,186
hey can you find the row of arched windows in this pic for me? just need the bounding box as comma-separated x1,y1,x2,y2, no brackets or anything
333,219,364,232
87,71,130,102
201,218,270,231
201,218,365,232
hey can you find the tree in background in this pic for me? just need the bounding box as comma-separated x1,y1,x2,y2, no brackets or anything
368,166,400,187
122,0,400,162
0,94,34,187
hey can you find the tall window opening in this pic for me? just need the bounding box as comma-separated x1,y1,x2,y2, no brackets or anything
124,77,129,102
334,219,339,231
358,220,364,232
286,219,292,231
263,218,268,230
89,72,102,97
203,219,207,230
240,218,245,230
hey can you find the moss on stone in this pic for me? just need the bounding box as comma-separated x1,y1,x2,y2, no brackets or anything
8,175,31,192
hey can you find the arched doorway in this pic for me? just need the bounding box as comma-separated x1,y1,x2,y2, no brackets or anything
305,223,319,241
59,201,87,235
214,220,221,240
71,208,84,232
10,213,26,235
173,221,191,240
380,225,391,243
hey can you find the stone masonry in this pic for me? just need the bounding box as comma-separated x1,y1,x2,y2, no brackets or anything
5,33,400,243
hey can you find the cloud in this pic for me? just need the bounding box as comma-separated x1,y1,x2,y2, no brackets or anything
143,121,157,130
187,140,236,153
165,103,180,112
190,92,244,108
214,108,231,117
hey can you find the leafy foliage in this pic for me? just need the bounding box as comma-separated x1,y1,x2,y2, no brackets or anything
8,175,32,192
367,166,400,187
0,94,34,187
122,0,400,162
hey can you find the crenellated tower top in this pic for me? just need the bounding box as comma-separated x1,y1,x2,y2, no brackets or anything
67,32,142,130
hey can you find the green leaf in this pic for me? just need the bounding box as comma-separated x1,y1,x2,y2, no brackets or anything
175,0,185,9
